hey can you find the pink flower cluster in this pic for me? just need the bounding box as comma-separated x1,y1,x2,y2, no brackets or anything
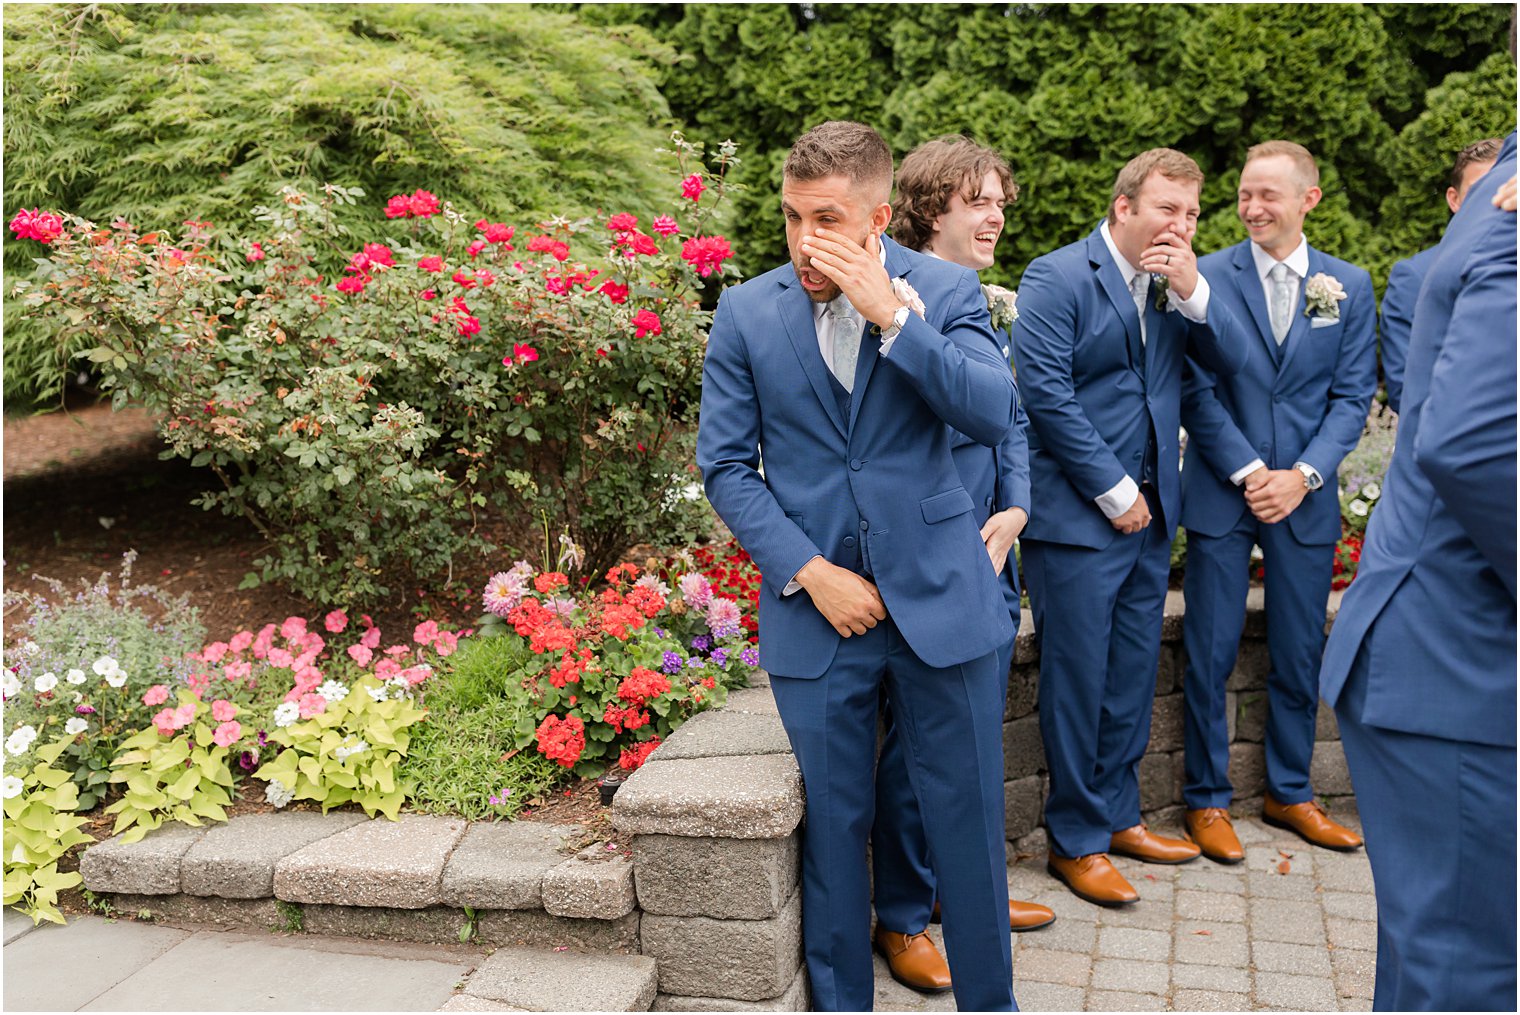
9,208,63,244
385,189,442,219
680,235,733,278
338,243,395,295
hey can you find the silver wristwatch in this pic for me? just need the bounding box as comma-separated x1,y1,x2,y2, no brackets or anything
881,304,911,341
1294,462,1322,491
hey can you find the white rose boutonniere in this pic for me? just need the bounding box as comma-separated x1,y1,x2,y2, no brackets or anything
890,277,927,320
983,283,1018,331
1304,272,1347,320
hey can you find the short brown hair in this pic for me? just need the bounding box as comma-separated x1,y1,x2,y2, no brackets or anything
1107,148,1204,226
783,121,894,202
890,136,1017,252
1244,140,1320,191
1450,138,1504,190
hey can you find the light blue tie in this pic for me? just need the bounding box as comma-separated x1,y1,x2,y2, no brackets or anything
1130,272,1150,346
829,297,861,393
1269,262,1294,345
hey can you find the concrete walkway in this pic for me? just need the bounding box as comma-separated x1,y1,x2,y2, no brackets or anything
5,808,1373,1012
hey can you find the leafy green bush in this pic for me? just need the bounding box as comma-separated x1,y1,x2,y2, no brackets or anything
104,692,237,843
10,141,739,602
2,735,95,925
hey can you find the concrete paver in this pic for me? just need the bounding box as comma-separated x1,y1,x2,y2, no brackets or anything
4,917,191,1011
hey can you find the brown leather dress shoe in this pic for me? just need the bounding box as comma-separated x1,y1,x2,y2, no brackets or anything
1185,808,1245,864
1263,796,1364,851
873,927,952,994
1046,852,1139,906
1109,823,1202,864
931,898,1057,932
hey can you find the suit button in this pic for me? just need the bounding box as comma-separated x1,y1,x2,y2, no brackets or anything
844,536,857,549
1273,395,1283,404
860,520,869,531
1259,444,1270,454
849,458,863,471
985,495,995,507
1133,451,1143,461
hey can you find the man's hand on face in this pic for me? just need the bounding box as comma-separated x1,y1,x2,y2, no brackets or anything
799,229,903,325
796,557,888,637
1111,491,1152,534
1139,226,1199,301
980,508,1027,576
1243,468,1308,524
1494,175,1517,213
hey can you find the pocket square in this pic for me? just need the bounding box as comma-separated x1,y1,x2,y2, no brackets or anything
1310,316,1340,329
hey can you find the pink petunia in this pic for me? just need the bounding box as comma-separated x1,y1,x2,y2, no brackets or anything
173,703,198,727
280,616,308,641
347,644,373,668
142,685,170,707
152,709,179,737
361,627,382,650
400,665,433,685
267,647,294,669
433,631,459,657
374,658,402,680
252,624,277,659
223,660,252,682
324,610,349,634
228,630,255,653
297,693,327,719
211,699,237,723
212,721,242,748
413,620,439,646
202,642,229,664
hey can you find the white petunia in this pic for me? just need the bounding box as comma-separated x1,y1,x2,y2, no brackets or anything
1,775,22,799
65,669,87,685
264,780,295,808
104,668,128,688
35,672,58,693
272,702,300,728
333,739,370,762
1,672,19,699
6,725,38,756
64,717,88,736
317,680,349,703
366,685,389,703
1349,499,1369,517
91,655,120,677
1362,482,1381,501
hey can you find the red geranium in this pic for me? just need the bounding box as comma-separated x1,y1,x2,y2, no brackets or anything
535,714,586,768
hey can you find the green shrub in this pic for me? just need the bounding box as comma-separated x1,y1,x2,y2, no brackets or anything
2,735,95,925
104,693,237,843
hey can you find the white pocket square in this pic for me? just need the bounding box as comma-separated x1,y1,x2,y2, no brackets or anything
1310,316,1340,329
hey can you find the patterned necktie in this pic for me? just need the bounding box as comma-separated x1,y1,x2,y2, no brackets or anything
1268,261,1293,345
1130,271,1150,346
828,296,861,393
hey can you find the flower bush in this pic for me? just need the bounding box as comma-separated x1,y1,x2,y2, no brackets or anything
466,554,760,779
2,735,95,925
10,133,742,604
104,692,238,843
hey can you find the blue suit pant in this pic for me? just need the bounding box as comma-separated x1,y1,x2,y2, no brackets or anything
1336,643,1517,1011
1021,505,1172,858
1182,519,1332,808
770,613,1015,1012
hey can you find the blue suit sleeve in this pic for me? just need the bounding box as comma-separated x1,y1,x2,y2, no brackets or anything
1012,257,1131,500
1412,211,1518,597
883,270,1018,448
1380,259,1419,414
995,390,1032,514
1180,356,1259,482
1298,271,1379,481
696,291,823,596
1183,297,1248,377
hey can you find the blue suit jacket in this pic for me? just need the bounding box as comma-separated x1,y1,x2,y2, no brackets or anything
1181,241,1377,545
1011,224,1247,549
1320,134,1517,748
697,236,1019,679
1380,244,1439,414
950,316,1031,613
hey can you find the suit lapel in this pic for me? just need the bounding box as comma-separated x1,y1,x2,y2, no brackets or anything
1087,229,1143,374
1232,241,1281,365
845,236,908,434
1276,247,1320,378
777,276,848,439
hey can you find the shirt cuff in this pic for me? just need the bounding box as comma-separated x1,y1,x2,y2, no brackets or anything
1095,475,1141,520
878,329,901,357
1293,461,1322,487
1170,273,1210,322
782,555,821,596
1230,459,1266,485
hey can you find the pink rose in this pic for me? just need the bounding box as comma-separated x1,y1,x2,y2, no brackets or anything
681,174,705,202
652,215,680,237
347,644,373,668
212,721,242,747
142,685,170,707
212,700,237,723
324,610,348,633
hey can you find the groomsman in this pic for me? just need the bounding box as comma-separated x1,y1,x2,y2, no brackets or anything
699,121,1019,1011
1178,141,1376,862
869,135,1055,994
1013,149,1246,905
1380,138,1502,412
1320,132,1516,1011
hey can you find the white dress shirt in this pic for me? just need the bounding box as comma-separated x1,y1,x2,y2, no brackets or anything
1093,221,1211,519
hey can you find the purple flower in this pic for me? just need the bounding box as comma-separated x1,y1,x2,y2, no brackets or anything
653,627,666,638
75,705,96,715
690,634,712,653
711,648,729,667
685,656,706,669
661,651,683,675
237,750,259,771
257,729,269,746
705,598,742,640
741,647,760,668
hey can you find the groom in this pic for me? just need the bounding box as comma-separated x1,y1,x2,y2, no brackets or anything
698,121,1019,1011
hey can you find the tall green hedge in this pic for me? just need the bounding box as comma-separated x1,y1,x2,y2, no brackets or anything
564,3,1515,290
3,3,681,402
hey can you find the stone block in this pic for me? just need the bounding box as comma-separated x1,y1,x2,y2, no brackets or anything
274,814,467,908
1316,701,1340,741
1227,643,1270,692
79,823,207,895
722,687,779,716
477,908,640,954
542,844,637,920
1149,694,1184,752
464,946,658,1012
1092,957,1170,995
1241,587,1268,637
1138,753,1181,811
1161,590,1186,642
1227,742,1266,798
613,754,802,839
1098,926,1172,962
1310,740,1353,795
438,996,527,1012
640,889,802,1001
1155,645,1183,695
1252,940,1332,977
1225,691,1237,742
653,968,809,1011
300,903,469,945
1233,690,1268,743
1002,714,1044,779
1249,897,1327,946
1014,609,1038,664
1169,988,1252,1011
180,811,366,898
633,833,798,920
1005,663,1039,720
654,709,792,761
1173,920,1248,967
1253,971,1337,1010
1013,826,1048,857
1140,803,1183,832
104,892,284,930
440,821,581,911
1004,775,1044,841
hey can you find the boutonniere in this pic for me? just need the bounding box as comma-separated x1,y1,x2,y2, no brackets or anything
983,283,1018,331
1151,274,1172,312
1304,272,1347,320
891,277,927,319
